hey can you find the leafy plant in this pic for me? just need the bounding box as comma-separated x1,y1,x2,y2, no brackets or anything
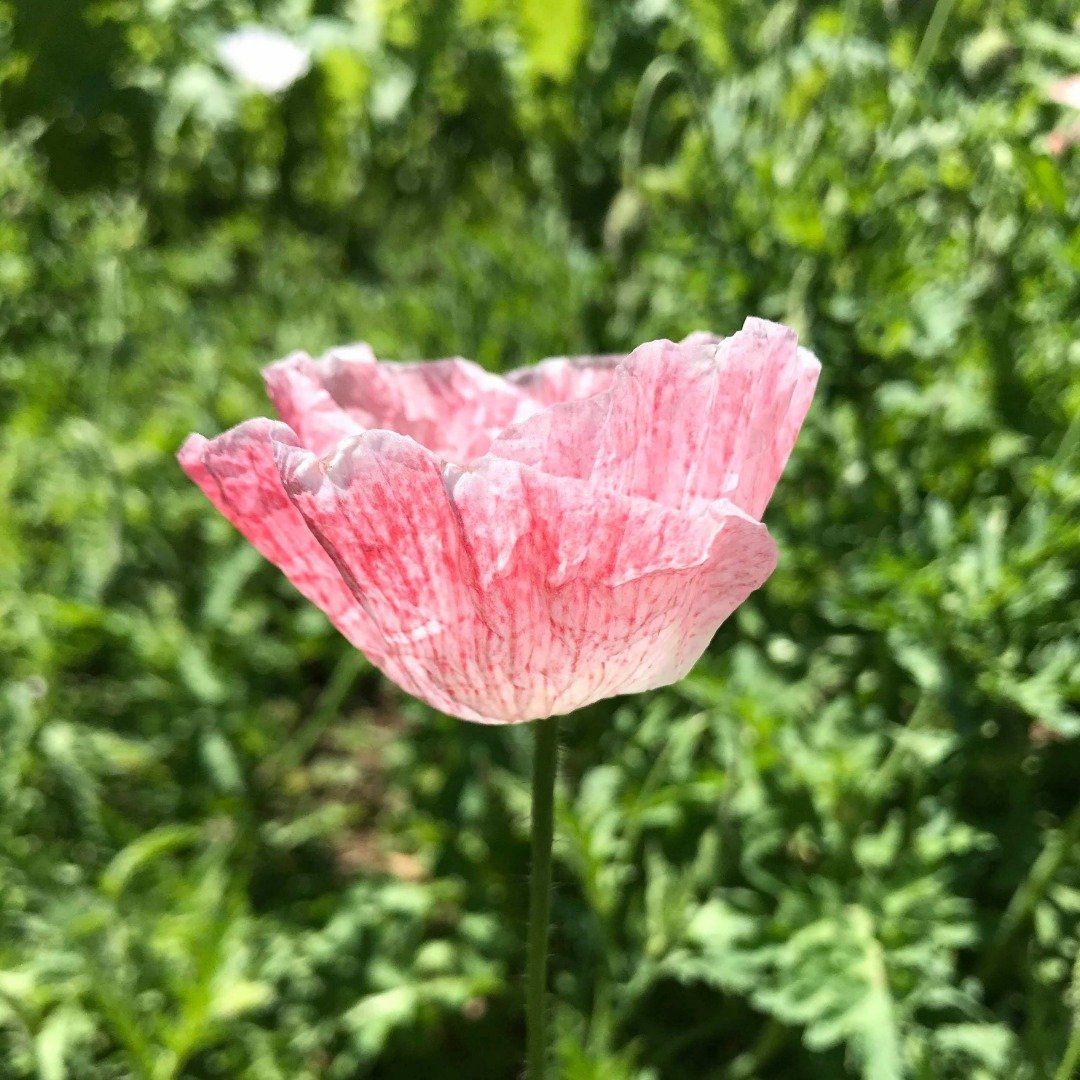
1,0,1078,1076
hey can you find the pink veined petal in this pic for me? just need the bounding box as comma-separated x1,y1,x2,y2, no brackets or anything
272,432,777,723
452,457,778,715
266,343,647,462
505,353,624,406
486,317,820,520
177,419,381,656
262,346,372,457
272,429,506,721
678,330,724,349
264,337,720,464
265,345,539,463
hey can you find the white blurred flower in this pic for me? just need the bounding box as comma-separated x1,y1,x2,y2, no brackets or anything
217,27,311,94
1048,74,1080,110
1047,75,1080,154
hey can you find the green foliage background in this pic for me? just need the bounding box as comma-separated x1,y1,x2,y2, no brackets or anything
2,0,1079,1076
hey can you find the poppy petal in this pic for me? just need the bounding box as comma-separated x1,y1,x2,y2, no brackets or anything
272,434,776,722
487,317,820,519
178,419,382,655
265,346,536,463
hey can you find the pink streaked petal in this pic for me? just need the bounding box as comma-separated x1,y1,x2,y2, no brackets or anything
272,433,776,723
177,420,380,654
451,460,777,717
263,335,719,465
506,353,624,406
265,345,538,463
273,430,506,721
273,430,483,651
487,317,820,520
504,331,716,408
263,348,369,457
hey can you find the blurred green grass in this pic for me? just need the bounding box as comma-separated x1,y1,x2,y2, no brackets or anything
1,1,1079,1077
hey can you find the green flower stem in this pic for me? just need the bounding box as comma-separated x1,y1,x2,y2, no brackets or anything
525,716,559,1079
1055,954,1080,1080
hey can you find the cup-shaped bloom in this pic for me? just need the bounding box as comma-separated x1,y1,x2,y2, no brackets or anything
180,318,819,723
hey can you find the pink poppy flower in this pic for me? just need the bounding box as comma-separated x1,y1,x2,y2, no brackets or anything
179,318,819,723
